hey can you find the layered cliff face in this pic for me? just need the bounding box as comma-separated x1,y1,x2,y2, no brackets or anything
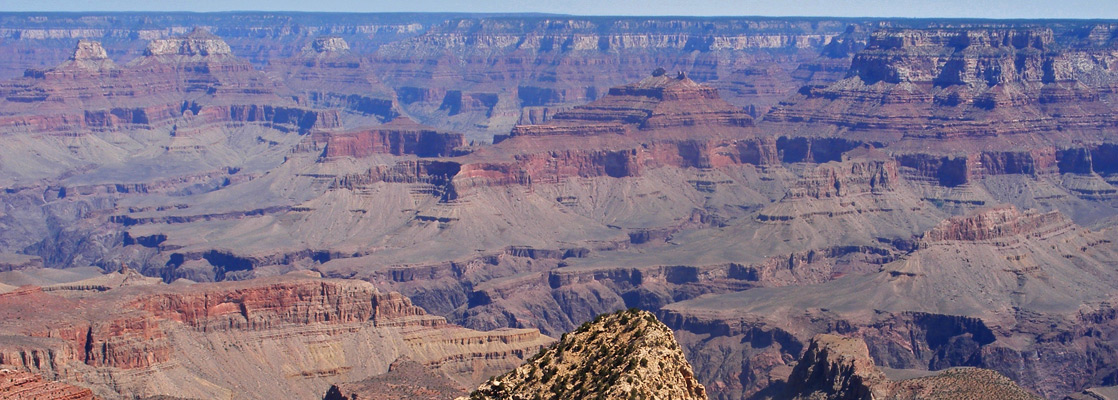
268,36,399,121
320,117,464,158
0,30,339,140
466,309,706,400
922,205,1065,242
2,15,1118,400
759,25,1118,228
0,274,553,400
766,27,1118,144
369,17,857,142
848,28,1055,86
661,205,1118,399
452,71,771,191
783,334,1040,400
0,370,96,400
756,147,924,225
506,70,752,140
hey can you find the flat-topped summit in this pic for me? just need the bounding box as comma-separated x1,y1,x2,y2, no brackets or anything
53,39,116,71
145,28,233,57
765,25,1118,142
607,69,709,98
865,27,1052,52
306,36,351,54
508,69,752,138
70,39,109,61
320,116,464,158
849,27,1055,86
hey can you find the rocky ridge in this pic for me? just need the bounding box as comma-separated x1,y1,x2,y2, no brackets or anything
782,334,1040,400
323,358,467,400
144,28,233,57
465,308,706,400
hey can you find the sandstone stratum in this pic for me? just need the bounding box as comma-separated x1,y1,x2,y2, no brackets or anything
0,12,1117,400
0,272,552,399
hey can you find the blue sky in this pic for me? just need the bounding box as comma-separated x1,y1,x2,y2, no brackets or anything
1,0,1116,19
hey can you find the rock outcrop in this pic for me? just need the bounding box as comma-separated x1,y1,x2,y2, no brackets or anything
767,27,1118,143
0,30,340,137
60,40,115,72
323,358,467,400
507,70,752,139
0,275,553,399
144,28,233,57
660,205,1118,399
307,36,351,55
320,117,464,158
0,370,95,400
448,70,774,191
466,309,706,400
922,205,1065,242
783,334,1040,400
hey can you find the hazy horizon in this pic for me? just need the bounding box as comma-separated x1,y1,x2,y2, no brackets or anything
4,0,1118,20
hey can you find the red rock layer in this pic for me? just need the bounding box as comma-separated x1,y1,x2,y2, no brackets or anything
321,117,463,158
1,277,548,372
0,276,554,400
893,144,1118,189
922,205,1067,243
456,138,777,189
784,153,898,199
414,72,776,193
507,71,752,139
133,281,377,331
0,370,95,400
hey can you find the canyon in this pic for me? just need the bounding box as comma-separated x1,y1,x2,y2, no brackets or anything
0,270,551,399
0,12,1115,400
